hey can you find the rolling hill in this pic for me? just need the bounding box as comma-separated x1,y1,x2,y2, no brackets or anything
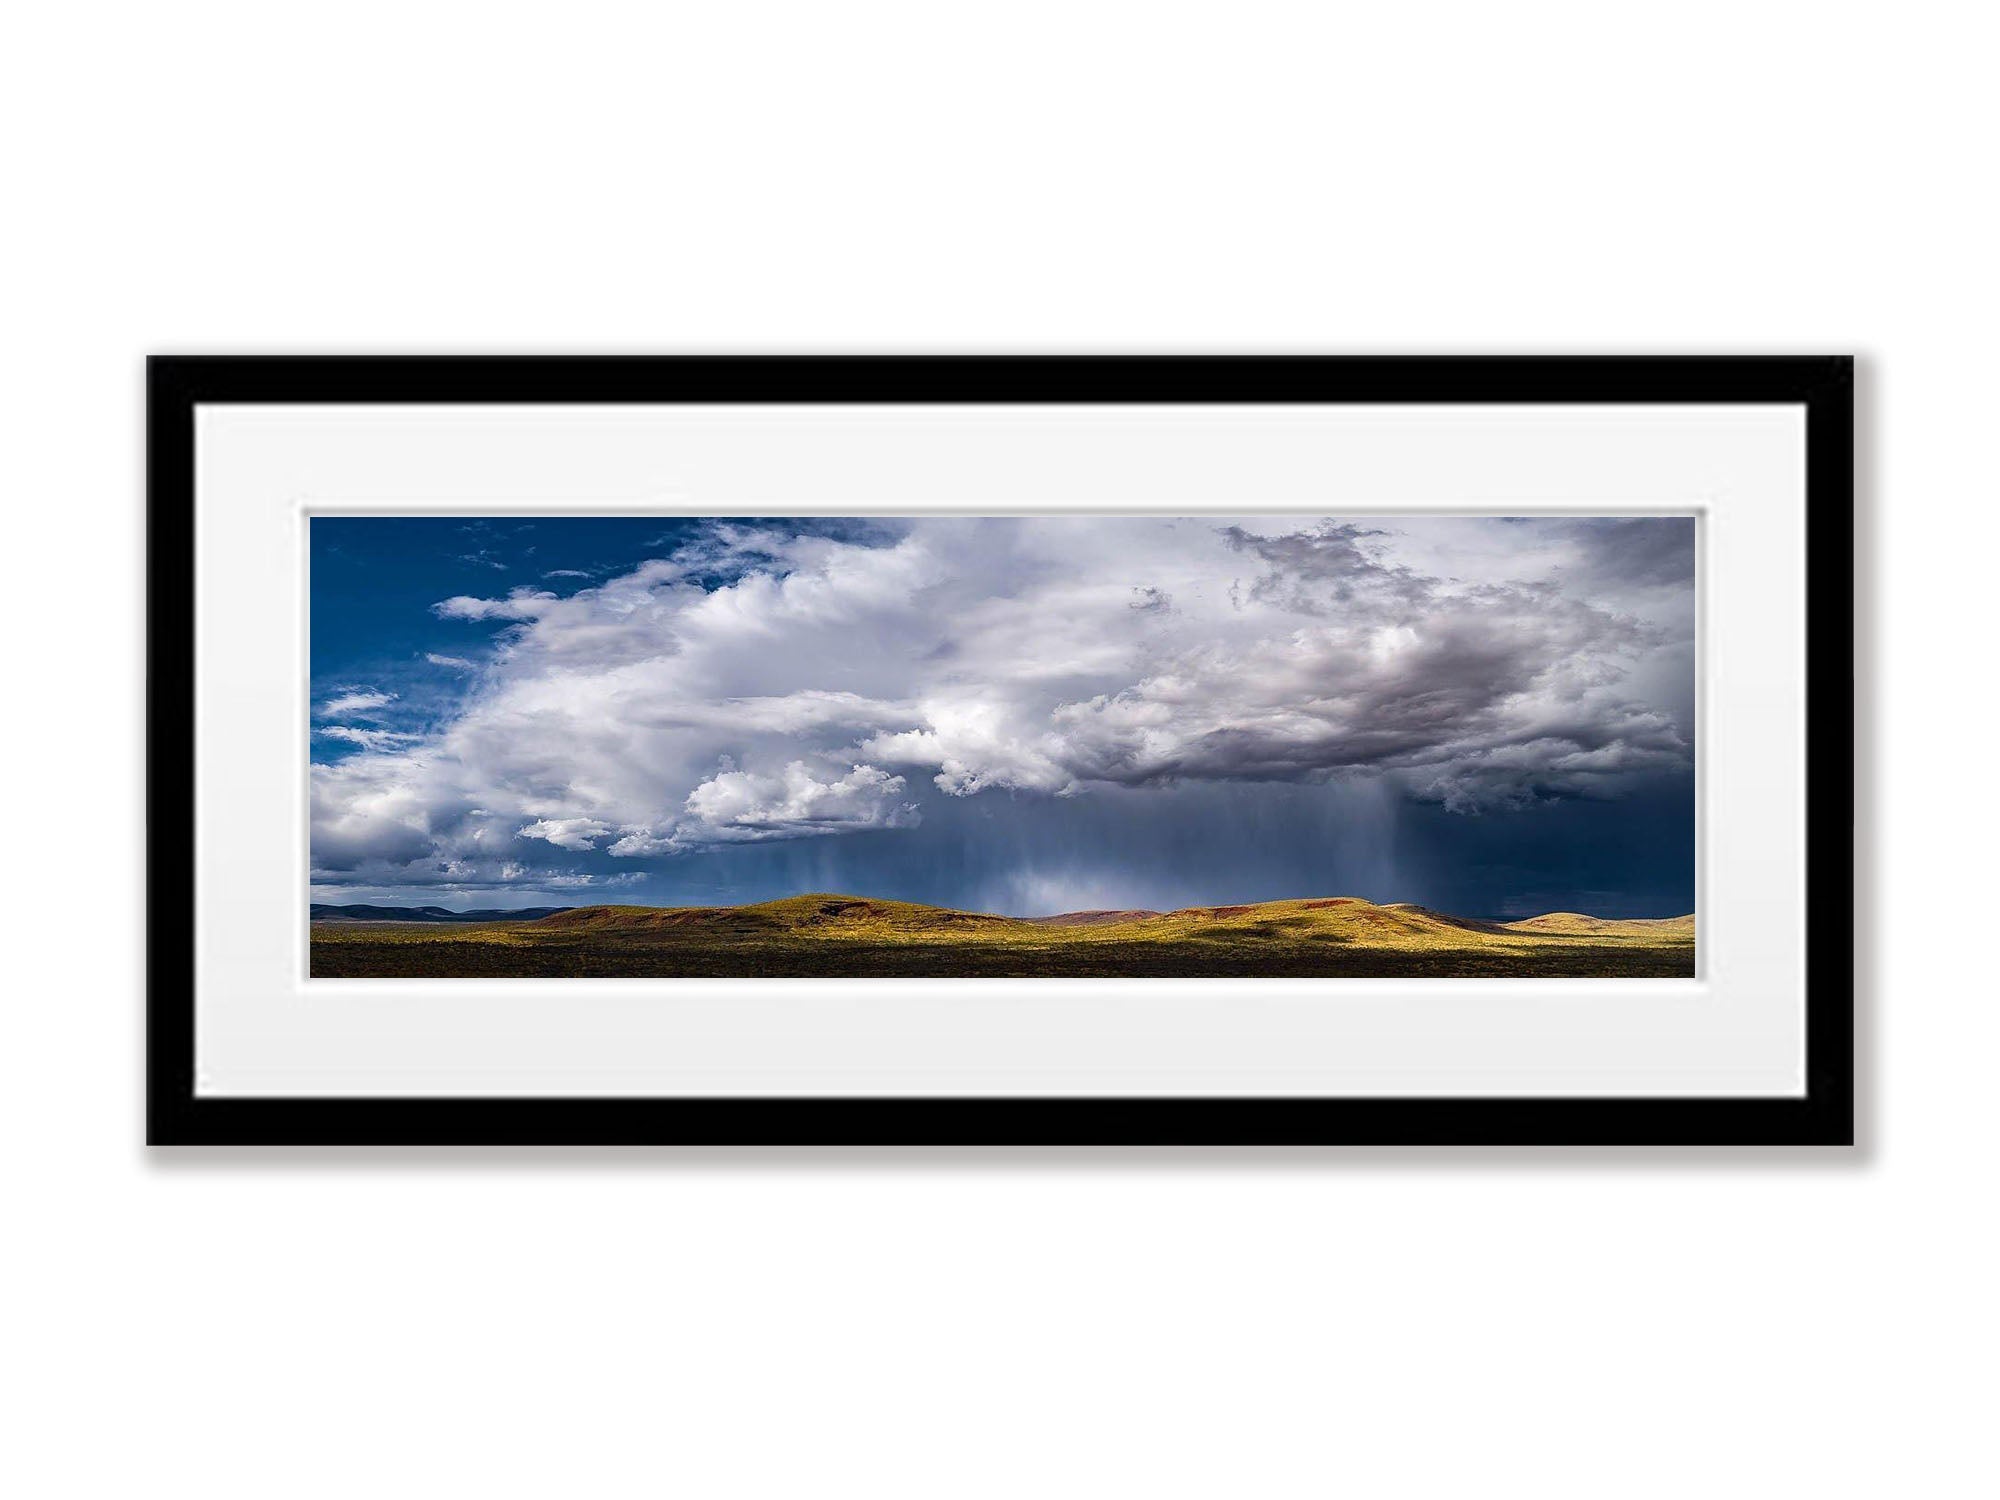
309,893,1696,979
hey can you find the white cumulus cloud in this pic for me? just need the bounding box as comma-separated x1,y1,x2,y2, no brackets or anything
431,589,558,622
517,817,614,851
666,761,917,849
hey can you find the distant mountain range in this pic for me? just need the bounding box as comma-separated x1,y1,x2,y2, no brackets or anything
310,903,578,924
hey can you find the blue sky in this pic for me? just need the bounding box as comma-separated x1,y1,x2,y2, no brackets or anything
310,514,1696,918
312,517,712,751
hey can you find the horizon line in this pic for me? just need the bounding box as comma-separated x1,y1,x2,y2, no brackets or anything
308,892,1700,923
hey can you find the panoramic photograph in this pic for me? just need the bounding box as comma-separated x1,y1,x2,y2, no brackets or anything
308,513,1696,978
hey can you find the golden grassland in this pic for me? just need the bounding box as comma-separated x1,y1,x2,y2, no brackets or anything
309,893,1697,978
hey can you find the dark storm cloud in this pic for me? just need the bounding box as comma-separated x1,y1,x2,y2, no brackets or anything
1044,520,1685,809
1560,516,1697,588
1221,522,1430,612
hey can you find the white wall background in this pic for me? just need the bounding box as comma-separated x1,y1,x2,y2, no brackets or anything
0,4,1986,1496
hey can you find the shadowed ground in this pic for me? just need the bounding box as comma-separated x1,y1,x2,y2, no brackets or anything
309,894,1696,979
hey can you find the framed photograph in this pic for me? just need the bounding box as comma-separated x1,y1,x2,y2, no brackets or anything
148,356,1853,1145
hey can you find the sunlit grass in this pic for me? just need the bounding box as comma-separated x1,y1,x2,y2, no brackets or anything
311,893,1695,979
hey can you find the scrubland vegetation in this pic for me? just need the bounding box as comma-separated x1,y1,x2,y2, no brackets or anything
310,893,1696,978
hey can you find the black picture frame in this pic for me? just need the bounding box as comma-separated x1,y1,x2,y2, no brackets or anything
148,355,1854,1146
